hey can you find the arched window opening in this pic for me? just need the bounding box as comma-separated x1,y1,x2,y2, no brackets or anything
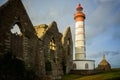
67,38,70,45
50,38,56,51
67,38,70,55
10,24,22,36
10,23,23,58
85,63,89,69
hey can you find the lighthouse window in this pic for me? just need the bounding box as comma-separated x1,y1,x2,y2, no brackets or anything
85,63,89,69
50,38,56,51
73,63,76,70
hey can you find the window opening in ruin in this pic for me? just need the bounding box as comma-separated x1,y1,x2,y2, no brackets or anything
50,38,56,51
67,38,70,55
85,63,89,69
45,60,52,75
10,24,22,36
62,61,66,74
67,38,70,45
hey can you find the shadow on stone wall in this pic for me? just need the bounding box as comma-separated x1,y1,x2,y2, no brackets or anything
0,52,39,80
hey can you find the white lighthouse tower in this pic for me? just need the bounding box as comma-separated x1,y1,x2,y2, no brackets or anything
74,4,86,60
73,4,95,70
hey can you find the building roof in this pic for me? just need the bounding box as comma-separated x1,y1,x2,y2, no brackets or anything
99,55,110,66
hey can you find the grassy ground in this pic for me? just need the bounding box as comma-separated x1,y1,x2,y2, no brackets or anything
62,68,120,80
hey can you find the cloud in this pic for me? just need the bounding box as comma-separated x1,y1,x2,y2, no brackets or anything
100,51,120,56
49,8,58,17
87,50,120,68
110,54,120,68
0,0,8,6
112,27,120,41
86,0,120,41
22,0,62,26
112,9,120,27
22,0,43,25
88,50,120,58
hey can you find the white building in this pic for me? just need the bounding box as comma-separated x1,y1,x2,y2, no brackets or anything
73,4,95,70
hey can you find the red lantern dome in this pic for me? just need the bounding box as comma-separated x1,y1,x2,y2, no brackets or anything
74,4,85,22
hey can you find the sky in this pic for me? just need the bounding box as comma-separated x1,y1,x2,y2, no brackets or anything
0,0,120,68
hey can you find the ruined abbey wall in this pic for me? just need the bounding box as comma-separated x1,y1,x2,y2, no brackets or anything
0,0,45,76
0,0,73,79
62,27,73,74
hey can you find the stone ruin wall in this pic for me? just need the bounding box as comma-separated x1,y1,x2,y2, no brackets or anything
0,0,73,79
0,0,45,76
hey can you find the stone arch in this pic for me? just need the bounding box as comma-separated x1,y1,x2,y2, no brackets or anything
10,22,24,35
85,63,89,69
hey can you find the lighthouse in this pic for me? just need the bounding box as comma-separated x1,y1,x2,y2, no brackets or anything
73,4,95,70
74,4,86,60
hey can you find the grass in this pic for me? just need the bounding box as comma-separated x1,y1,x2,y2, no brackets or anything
62,68,120,80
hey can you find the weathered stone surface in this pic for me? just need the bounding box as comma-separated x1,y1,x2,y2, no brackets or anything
0,0,45,77
62,27,73,74
35,21,64,79
0,0,73,79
